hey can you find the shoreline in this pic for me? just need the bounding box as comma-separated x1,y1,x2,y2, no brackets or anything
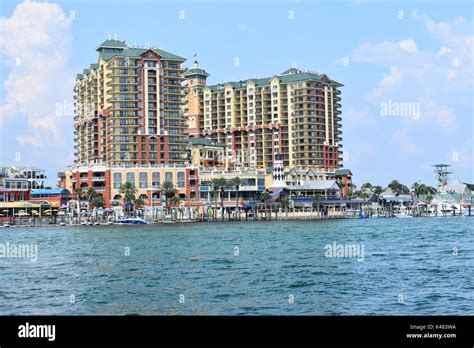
1,213,470,229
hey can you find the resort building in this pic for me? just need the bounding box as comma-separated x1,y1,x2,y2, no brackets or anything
74,39,187,167
60,164,199,208
0,166,46,202
29,189,71,208
66,40,354,211
183,64,344,172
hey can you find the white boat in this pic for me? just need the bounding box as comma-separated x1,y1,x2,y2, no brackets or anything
395,206,413,218
394,213,413,218
116,217,148,225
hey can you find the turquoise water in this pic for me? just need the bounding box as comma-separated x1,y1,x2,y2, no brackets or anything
0,218,472,315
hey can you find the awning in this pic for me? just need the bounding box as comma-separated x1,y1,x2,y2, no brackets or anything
0,201,43,209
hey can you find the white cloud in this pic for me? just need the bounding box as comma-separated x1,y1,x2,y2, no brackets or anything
16,134,42,147
398,39,418,53
0,1,73,143
349,12,473,130
368,65,403,101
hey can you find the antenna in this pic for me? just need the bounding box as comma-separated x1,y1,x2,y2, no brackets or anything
114,32,117,40
108,31,111,40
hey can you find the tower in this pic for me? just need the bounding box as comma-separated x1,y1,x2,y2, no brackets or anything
432,164,452,193
271,152,287,188
183,61,209,138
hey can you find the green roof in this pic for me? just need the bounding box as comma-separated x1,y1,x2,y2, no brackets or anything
187,138,224,147
76,74,83,80
207,67,343,91
184,68,209,77
334,169,352,176
99,47,186,62
90,63,99,70
281,67,302,75
96,39,128,50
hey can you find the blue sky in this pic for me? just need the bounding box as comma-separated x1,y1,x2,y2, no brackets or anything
1,0,472,187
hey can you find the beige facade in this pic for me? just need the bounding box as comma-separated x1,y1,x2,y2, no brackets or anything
184,67,343,172
74,39,187,167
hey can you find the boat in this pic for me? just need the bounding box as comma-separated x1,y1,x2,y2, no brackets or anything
394,213,413,218
394,205,413,218
369,214,386,219
116,217,148,225
2,224,11,228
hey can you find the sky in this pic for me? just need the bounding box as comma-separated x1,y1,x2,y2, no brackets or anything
0,0,473,188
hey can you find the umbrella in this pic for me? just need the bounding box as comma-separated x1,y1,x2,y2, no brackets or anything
2,209,8,212
60,205,68,209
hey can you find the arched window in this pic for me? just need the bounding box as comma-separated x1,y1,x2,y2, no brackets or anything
165,171,173,183
126,172,135,185
152,172,160,187
113,172,122,189
139,172,148,188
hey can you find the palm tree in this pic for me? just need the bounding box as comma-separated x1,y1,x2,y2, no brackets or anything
134,197,145,212
84,187,98,214
426,194,433,204
91,195,105,208
361,182,373,190
281,196,291,217
412,182,421,197
161,180,177,211
372,185,383,195
388,180,401,195
231,177,243,220
119,181,137,215
211,177,227,221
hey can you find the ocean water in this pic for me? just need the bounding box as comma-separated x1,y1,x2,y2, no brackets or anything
0,218,472,315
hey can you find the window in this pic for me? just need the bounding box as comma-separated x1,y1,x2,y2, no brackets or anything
177,172,185,188
152,172,160,187
113,172,122,188
126,172,135,184
139,172,148,188
165,171,173,182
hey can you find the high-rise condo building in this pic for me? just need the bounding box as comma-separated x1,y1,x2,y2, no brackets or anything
74,39,187,167
184,64,344,171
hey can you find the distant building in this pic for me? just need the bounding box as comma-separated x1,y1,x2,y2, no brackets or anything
30,189,71,207
0,166,46,202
